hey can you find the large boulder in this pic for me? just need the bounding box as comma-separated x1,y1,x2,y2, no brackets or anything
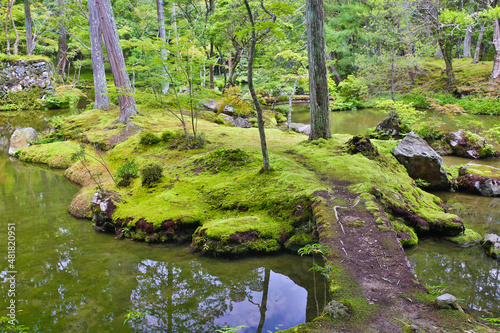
446,130,498,159
375,112,402,138
457,164,500,197
8,127,37,155
231,116,251,128
393,131,450,190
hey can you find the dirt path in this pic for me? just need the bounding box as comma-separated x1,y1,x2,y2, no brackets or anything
298,180,497,333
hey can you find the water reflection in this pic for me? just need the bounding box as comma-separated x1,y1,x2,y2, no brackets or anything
407,240,500,317
0,152,326,332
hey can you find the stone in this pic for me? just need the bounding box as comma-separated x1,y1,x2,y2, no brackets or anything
446,130,498,159
202,98,219,112
284,122,311,136
8,127,38,155
231,116,251,128
90,192,118,233
435,293,461,310
375,112,402,138
393,131,450,190
482,233,500,259
223,105,235,116
457,165,500,197
0,59,53,97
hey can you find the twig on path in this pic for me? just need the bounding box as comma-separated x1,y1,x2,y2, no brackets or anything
333,196,361,235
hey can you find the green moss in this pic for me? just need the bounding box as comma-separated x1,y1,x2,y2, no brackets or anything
18,141,80,168
285,233,314,252
139,132,161,145
447,228,481,246
391,221,418,247
460,164,500,178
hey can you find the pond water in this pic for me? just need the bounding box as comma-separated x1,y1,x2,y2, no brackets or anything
0,110,327,332
290,103,500,137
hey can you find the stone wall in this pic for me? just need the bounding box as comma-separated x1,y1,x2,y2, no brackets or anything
0,59,53,97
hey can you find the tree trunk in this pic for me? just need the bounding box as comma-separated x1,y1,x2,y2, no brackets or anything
209,41,214,89
473,23,485,64
437,38,456,89
306,0,331,140
256,268,270,333
463,25,472,58
157,0,169,94
288,74,300,132
325,52,342,83
96,0,137,122
491,18,500,81
57,0,68,76
24,0,34,55
5,0,12,55
227,51,233,87
88,0,109,110
243,0,270,171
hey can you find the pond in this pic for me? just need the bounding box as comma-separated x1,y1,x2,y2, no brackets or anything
290,103,500,137
0,110,327,332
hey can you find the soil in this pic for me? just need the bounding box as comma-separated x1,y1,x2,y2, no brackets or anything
304,180,496,333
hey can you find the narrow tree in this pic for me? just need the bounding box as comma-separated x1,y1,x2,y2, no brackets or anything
24,0,34,55
473,22,485,63
88,0,110,109
243,0,273,170
57,0,68,76
306,0,331,140
157,0,169,94
492,18,500,80
95,0,138,122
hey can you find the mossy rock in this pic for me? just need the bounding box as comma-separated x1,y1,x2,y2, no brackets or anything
196,147,251,173
446,228,481,246
345,135,380,160
284,233,314,252
391,221,418,247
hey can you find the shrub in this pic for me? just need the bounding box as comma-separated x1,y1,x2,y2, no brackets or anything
161,130,176,142
140,163,163,186
115,160,138,187
198,147,250,173
139,132,161,145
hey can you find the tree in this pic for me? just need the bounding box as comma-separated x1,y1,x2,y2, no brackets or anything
57,0,68,77
95,0,138,122
88,0,110,110
306,0,331,140
156,0,169,94
24,0,34,55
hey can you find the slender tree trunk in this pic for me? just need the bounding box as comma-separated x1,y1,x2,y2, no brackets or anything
57,0,68,76
473,23,485,64
256,268,270,333
288,74,300,132
306,0,331,140
11,0,20,55
243,0,270,171
5,0,12,55
157,0,169,94
88,0,109,110
209,41,214,89
491,18,500,81
463,25,472,58
24,0,34,55
96,0,137,122
325,52,342,83
390,41,395,101
437,38,456,89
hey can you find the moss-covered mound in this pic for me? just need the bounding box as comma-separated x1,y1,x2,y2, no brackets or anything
16,107,463,257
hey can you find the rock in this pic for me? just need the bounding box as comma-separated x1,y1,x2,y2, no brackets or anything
482,234,500,259
0,59,53,97
231,116,251,128
457,165,500,197
202,99,219,112
8,127,38,155
284,122,311,136
375,112,402,138
90,192,118,233
393,131,450,190
446,130,498,159
446,228,482,246
323,300,350,319
223,105,235,116
434,293,462,311
345,135,380,160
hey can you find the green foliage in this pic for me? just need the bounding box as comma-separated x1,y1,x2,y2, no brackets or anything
397,92,431,109
161,130,176,142
43,87,84,109
0,87,44,111
334,75,368,110
480,317,500,328
375,99,424,133
484,125,500,144
115,160,139,187
140,163,163,187
426,284,447,297
139,132,162,145
216,87,253,117
0,317,29,332
414,118,443,140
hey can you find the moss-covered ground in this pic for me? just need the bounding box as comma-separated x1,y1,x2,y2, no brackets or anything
16,105,496,332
